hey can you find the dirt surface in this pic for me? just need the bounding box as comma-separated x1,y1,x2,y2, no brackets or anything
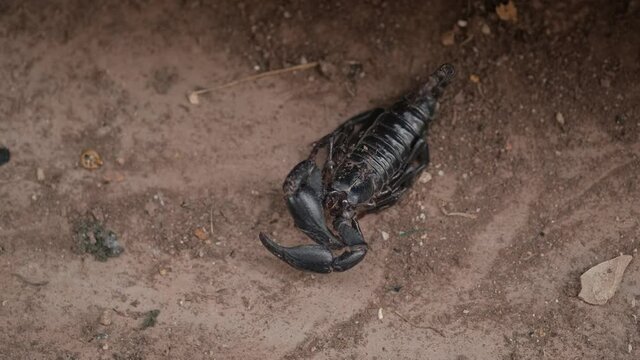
1,0,639,359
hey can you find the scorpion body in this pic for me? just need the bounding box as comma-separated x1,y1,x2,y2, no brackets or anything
260,64,455,273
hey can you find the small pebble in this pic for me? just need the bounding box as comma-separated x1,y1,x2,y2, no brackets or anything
380,231,390,241
481,23,491,35
437,170,444,177
469,74,480,83
462,309,470,314
36,168,45,181
99,309,113,326
377,308,384,320
102,344,109,351
457,19,468,28
555,112,565,126
159,268,168,276
283,11,291,18
419,172,432,184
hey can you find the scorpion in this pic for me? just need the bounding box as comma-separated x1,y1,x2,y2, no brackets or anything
259,64,455,273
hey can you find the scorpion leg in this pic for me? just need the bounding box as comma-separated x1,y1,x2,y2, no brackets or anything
361,138,430,214
309,108,384,160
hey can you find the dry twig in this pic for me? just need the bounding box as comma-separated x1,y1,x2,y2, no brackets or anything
187,62,319,104
439,204,477,219
392,310,445,337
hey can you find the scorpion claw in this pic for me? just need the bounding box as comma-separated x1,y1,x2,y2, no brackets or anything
259,232,333,273
331,245,367,272
259,232,367,273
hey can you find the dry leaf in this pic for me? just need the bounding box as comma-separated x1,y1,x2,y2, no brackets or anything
80,149,103,170
440,30,455,46
496,0,518,23
578,255,632,305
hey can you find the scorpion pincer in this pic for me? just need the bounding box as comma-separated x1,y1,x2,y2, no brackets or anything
259,64,455,273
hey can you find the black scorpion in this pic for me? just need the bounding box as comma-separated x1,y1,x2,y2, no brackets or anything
259,64,455,273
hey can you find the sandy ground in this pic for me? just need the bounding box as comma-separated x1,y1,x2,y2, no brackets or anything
0,0,639,359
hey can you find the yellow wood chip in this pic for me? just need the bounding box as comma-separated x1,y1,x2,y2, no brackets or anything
80,149,103,170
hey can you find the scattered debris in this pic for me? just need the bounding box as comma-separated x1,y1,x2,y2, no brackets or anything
140,309,160,329
194,227,209,241
398,228,428,237
578,255,632,305
419,172,432,184
11,273,49,287
99,309,113,326
555,112,565,126
469,74,480,83
36,167,45,181
378,308,384,320
380,230,390,241
457,19,468,28
80,149,103,170
0,146,10,166
440,30,455,46
187,62,319,104
496,0,518,23
481,23,491,35
74,216,124,261
440,204,477,219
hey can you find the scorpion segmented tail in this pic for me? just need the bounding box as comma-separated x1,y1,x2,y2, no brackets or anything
404,64,455,114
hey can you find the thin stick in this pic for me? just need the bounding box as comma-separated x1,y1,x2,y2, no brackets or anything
190,62,319,96
11,273,49,287
440,204,477,219
392,310,445,337
209,205,214,235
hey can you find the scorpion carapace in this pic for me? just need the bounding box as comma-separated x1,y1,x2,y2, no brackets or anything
260,64,455,273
